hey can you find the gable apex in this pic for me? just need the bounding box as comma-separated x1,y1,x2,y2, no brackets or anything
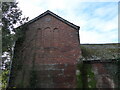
27,10,80,30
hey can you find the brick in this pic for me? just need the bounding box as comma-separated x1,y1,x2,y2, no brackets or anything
9,12,81,88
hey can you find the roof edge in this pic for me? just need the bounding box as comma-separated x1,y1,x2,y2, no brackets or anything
16,10,80,30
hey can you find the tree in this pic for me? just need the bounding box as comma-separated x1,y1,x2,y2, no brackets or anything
1,1,28,88
2,2,28,53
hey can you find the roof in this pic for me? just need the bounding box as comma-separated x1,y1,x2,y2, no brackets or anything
80,43,119,60
20,10,80,30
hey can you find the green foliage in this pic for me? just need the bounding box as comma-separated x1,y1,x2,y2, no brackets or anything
77,63,83,88
77,46,97,88
77,63,96,88
1,2,28,89
0,70,9,89
2,2,28,53
80,46,96,59
15,24,28,45
86,64,96,88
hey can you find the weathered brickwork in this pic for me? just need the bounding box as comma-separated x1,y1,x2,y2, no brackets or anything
8,11,81,88
92,63,117,88
81,60,118,88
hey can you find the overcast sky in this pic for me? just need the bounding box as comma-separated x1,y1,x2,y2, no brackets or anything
17,0,118,44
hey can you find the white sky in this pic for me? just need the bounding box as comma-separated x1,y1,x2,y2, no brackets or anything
16,0,119,44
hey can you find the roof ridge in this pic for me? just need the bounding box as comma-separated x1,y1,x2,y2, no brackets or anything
18,10,80,30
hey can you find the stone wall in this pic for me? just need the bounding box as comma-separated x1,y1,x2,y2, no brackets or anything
77,60,118,88
77,44,119,88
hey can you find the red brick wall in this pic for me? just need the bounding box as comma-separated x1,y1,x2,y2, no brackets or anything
23,15,80,64
8,14,81,88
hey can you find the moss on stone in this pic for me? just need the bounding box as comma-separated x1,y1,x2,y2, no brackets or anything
86,64,96,88
77,63,96,88
77,63,83,88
